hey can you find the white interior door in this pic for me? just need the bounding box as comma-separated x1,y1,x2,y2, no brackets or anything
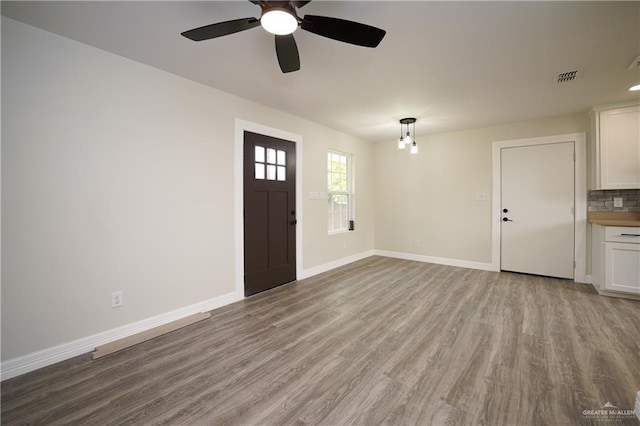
501,142,575,279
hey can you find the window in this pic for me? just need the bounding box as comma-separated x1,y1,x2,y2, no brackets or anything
255,145,286,181
327,151,353,233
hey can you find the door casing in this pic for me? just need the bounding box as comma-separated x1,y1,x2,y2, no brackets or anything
234,119,303,298
491,133,587,283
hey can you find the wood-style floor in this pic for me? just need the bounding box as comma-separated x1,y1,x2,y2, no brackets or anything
2,256,639,425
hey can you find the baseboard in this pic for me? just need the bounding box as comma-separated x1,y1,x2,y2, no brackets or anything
581,275,593,284
635,391,640,422
592,285,640,301
0,291,243,381
199,291,243,312
300,250,375,279
374,250,497,272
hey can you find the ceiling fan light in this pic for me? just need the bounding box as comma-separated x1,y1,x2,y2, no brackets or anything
261,9,298,35
629,84,640,91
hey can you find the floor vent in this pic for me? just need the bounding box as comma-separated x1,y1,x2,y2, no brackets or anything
557,70,581,83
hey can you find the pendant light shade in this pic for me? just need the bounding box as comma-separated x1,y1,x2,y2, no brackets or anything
397,118,418,154
397,123,406,149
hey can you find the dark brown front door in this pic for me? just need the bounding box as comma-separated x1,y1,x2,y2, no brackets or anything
243,131,296,296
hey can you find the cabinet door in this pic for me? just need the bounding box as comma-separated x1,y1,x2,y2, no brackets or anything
604,242,640,294
599,105,640,189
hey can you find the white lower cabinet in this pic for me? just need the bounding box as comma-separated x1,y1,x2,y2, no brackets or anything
592,225,640,297
604,242,640,294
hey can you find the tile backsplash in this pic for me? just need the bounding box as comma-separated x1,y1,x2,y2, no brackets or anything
588,189,640,212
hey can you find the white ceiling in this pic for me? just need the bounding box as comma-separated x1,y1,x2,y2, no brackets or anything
2,1,640,143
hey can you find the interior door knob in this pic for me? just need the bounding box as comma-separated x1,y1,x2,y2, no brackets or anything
503,217,513,222
503,208,508,213
290,219,297,225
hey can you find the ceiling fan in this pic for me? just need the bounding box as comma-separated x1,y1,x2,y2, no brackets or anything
181,0,386,73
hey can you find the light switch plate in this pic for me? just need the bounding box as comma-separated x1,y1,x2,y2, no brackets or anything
613,197,623,208
475,193,486,201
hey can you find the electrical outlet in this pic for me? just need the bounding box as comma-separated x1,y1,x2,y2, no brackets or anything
614,197,623,208
343,241,347,249
111,291,123,308
414,239,420,246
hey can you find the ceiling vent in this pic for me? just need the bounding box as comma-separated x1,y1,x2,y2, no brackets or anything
557,70,581,83
627,55,640,69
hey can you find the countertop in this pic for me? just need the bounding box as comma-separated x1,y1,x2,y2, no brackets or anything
587,212,640,227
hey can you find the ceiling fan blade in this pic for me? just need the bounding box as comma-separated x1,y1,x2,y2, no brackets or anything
291,0,311,8
275,34,300,73
181,17,260,41
301,15,386,48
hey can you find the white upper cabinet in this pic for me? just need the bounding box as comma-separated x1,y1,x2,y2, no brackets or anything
593,104,640,189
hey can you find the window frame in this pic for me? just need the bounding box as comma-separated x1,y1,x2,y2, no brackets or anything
254,145,287,182
327,150,354,234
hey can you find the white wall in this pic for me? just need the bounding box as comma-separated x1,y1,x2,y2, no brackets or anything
373,114,589,264
1,18,374,362
0,16,595,373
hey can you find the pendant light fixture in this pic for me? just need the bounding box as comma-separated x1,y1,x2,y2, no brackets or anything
397,117,418,154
